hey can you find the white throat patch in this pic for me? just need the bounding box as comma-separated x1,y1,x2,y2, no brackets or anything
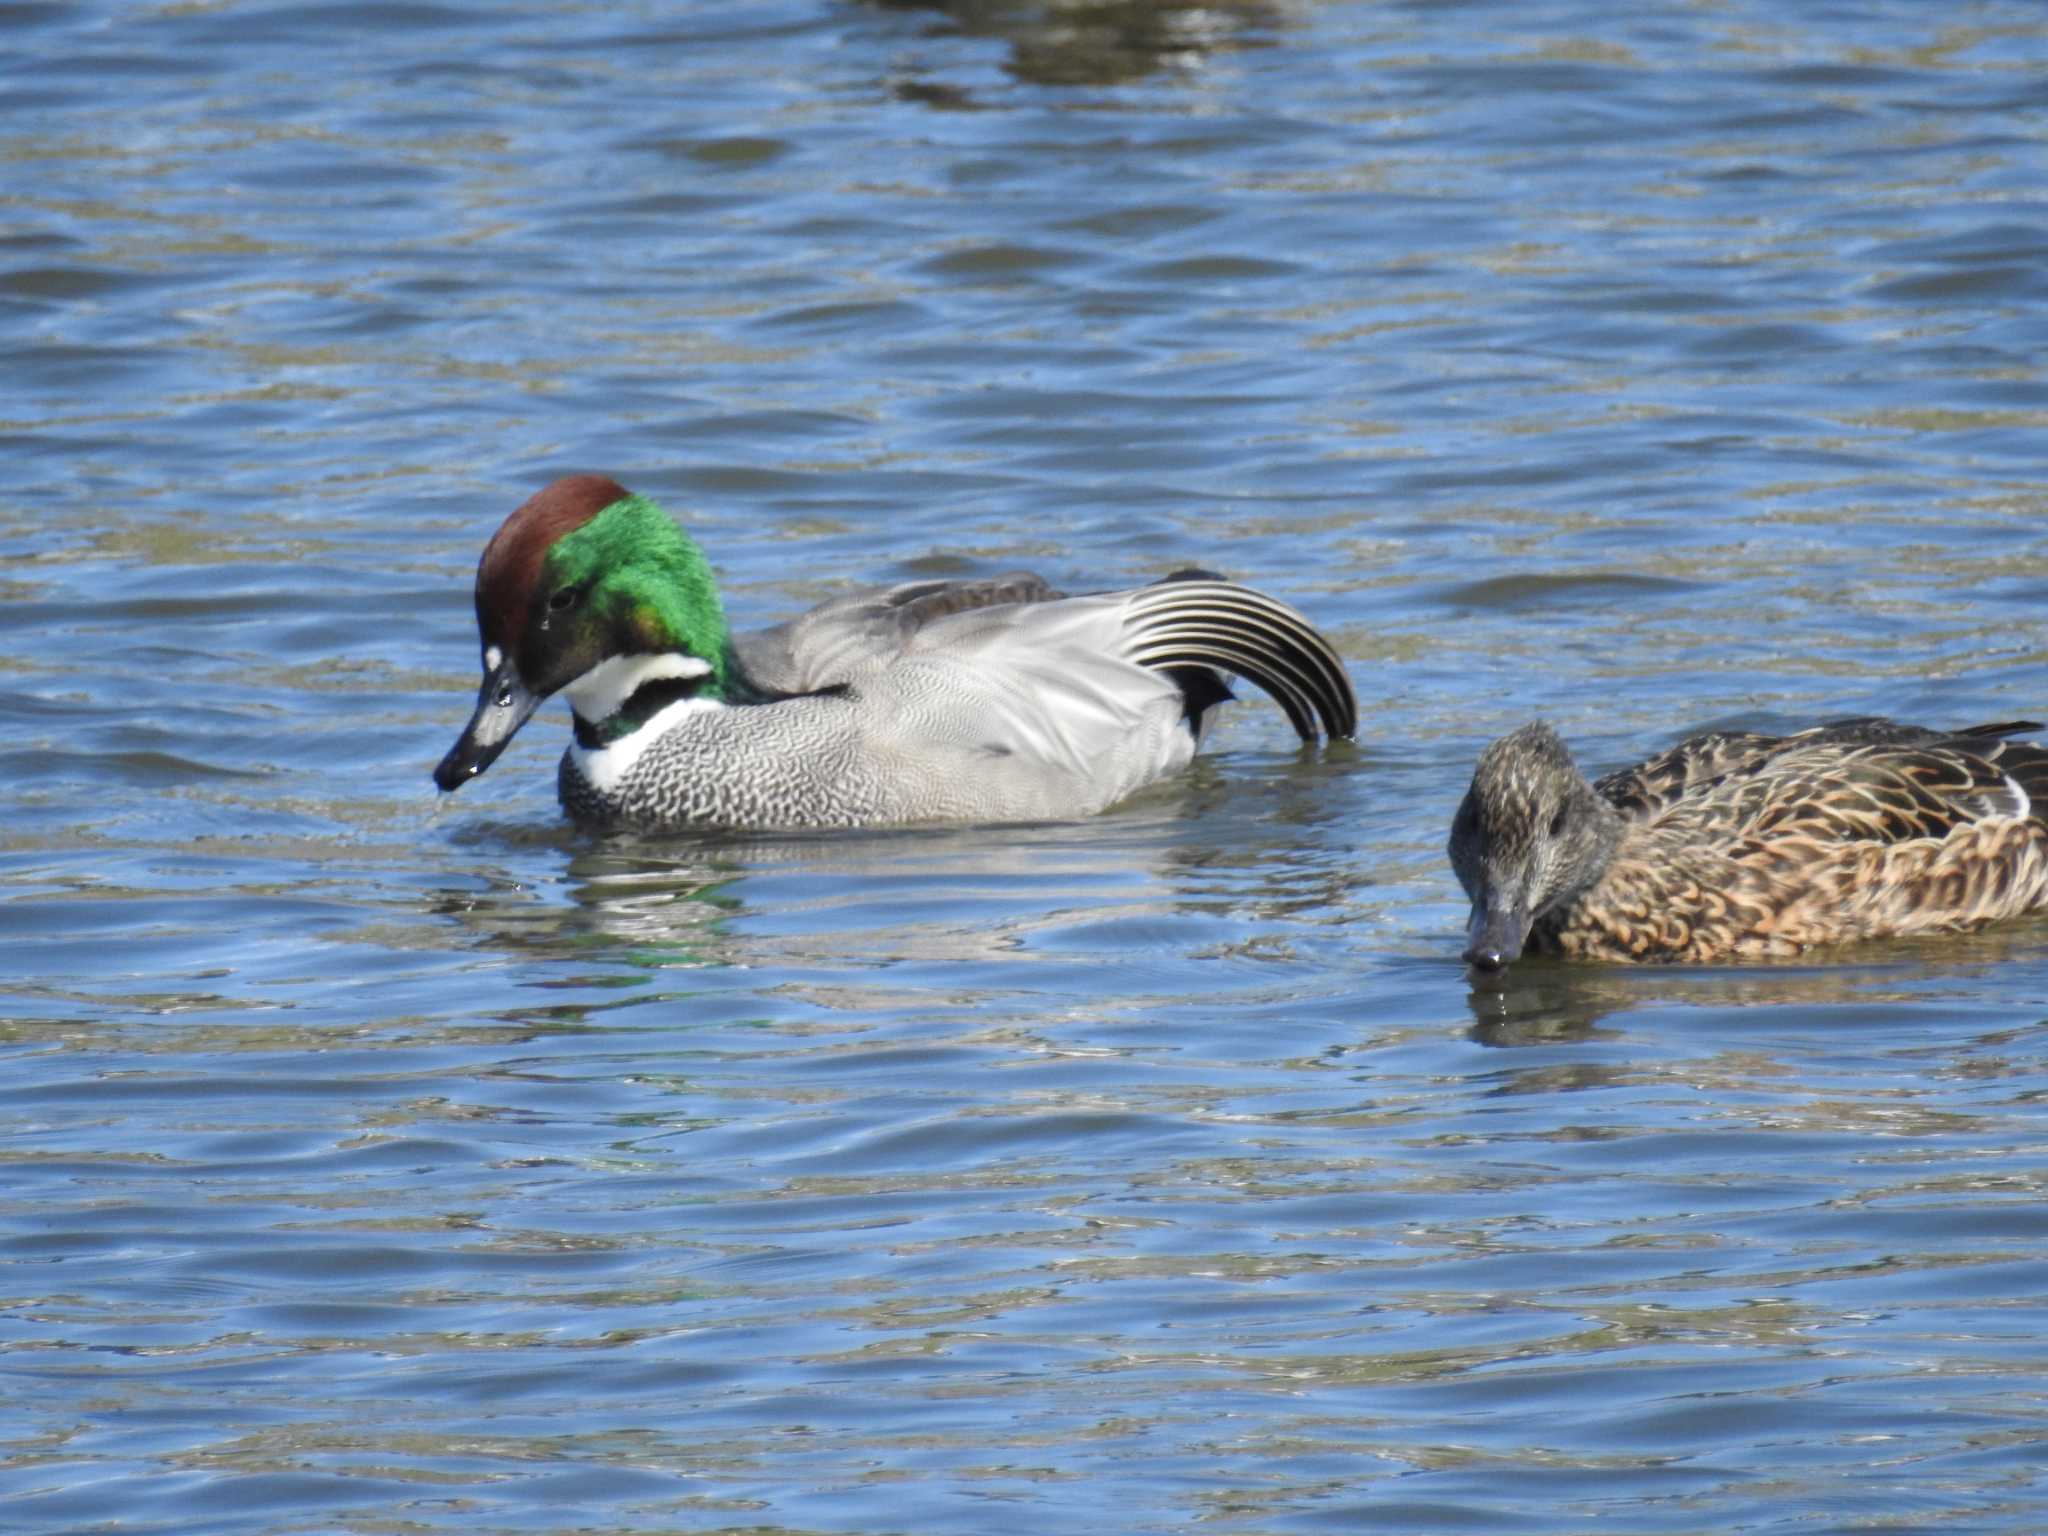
569,691,726,797
563,652,713,725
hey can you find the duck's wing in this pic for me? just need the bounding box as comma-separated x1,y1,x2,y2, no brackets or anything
1657,729,2048,847
734,572,1064,695
1717,732,2048,941
904,576,1357,744
1596,716,2044,819
807,579,1349,817
1595,730,1786,817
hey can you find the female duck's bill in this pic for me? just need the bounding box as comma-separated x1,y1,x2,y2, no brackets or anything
434,475,1359,831
1449,716,2048,972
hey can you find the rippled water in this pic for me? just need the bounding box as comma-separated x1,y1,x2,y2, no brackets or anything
5,1,2048,1530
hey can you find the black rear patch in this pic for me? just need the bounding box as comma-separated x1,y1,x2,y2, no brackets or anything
1163,664,1234,732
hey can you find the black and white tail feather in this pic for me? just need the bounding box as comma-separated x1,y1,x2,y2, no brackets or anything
1123,577,1357,743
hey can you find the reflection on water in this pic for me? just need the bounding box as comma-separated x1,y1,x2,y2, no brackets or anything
429,750,1370,981
1467,916,2048,1046
877,0,1287,88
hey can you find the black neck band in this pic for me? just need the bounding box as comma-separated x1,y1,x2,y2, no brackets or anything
574,672,707,750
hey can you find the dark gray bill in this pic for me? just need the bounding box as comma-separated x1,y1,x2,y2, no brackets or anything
433,657,541,791
1462,899,1531,973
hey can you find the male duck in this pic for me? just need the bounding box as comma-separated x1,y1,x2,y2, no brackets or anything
1449,716,2048,970
433,475,1357,830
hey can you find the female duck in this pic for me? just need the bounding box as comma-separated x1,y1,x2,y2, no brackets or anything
1449,717,2048,969
434,475,1357,830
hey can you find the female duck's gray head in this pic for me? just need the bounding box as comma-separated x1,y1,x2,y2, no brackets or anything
433,475,733,792
1448,721,1623,972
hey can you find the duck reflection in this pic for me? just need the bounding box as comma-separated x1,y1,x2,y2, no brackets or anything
875,0,1290,91
1463,917,2048,1048
431,747,1376,980
428,818,750,974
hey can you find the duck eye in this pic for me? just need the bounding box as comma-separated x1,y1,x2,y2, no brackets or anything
495,684,514,708
1548,805,1570,837
547,586,579,613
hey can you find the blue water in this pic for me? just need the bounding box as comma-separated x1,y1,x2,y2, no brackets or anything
4,1,2048,1530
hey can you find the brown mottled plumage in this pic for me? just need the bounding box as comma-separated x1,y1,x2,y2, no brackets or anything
1448,717,2048,970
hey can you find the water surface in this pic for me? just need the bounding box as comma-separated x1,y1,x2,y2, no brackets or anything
4,1,2048,1531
